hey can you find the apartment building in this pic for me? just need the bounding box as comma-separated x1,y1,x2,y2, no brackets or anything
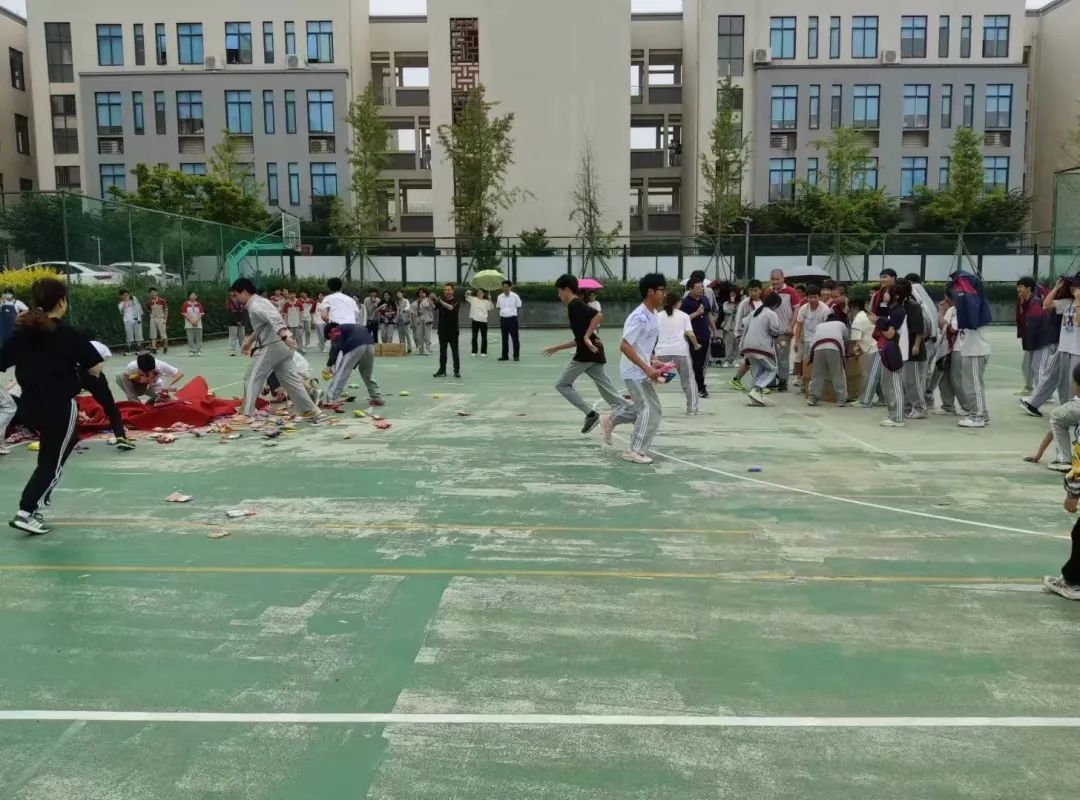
22,0,1028,241
0,6,35,195
1025,0,1080,231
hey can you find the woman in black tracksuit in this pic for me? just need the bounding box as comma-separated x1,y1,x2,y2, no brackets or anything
0,279,103,535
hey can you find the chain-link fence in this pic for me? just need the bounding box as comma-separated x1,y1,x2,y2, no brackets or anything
1052,166,1080,280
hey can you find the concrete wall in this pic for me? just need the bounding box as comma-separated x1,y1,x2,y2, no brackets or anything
428,0,631,240
0,9,35,193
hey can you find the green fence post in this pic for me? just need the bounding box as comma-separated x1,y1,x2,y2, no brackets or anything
622,244,628,281
401,248,408,285
178,217,186,287
127,207,135,264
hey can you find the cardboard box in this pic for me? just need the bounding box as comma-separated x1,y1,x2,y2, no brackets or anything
377,343,407,357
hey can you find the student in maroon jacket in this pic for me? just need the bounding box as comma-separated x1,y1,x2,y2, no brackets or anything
859,268,898,406
1017,276,1058,397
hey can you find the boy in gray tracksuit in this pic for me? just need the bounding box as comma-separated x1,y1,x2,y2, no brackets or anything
740,292,786,407
323,322,383,405
807,312,850,408
231,278,320,420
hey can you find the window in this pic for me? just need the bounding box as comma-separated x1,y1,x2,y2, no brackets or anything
901,16,927,58
853,157,878,190
853,85,880,128
134,24,145,66
177,91,204,134
717,15,744,77
287,162,300,205
829,17,840,59
986,84,1012,128
132,91,144,134
285,21,296,56
852,16,878,59
95,91,122,135
225,90,253,134
155,22,166,64
938,16,950,58
14,114,29,155
225,22,253,65
769,158,796,201
307,21,334,63
983,15,1009,58
807,157,819,187
307,90,335,134
263,22,275,64
9,48,23,90
808,17,819,59
263,90,275,134
311,163,338,197
830,85,842,128
178,23,204,65
180,163,206,175
960,16,971,58
45,22,73,82
154,91,166,134
962,84,974,128
808,84,820,129
284,90,297,134
267,163,279,205
97,24,123,66
941,84,953,128
55,166,80,191
100,164,126,194
939,156,950,187
903,84,930,128
984,156,1009,190
50,94,78,154
900,156,928,197
770,85,797,130
769,17,795,59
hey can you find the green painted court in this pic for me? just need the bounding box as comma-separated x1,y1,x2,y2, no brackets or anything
0,327,1077,798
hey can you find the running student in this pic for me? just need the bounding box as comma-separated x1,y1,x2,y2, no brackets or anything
116,353,184,403
232,278,321,421
599,273,666,465
146,287,168,353
740,292,785,407
543,274,630,433
323,321,383,407
807,310,850,408
0,279,104,535
656,289,702,415
1044,362,1080,601
181,291,205,356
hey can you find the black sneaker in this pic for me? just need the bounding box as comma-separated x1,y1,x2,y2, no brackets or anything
777,381,789,393
699,389,709,399
497,357,509,362
116,437,136,451
10,513,49,535
433,371,447,378
1019,399,1042,418
582,411,600,434
454,372,461,379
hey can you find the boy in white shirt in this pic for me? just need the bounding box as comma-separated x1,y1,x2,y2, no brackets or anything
116,354,184,404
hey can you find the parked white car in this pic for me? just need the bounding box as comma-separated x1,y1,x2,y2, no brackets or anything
108,262,182,286
23,261,122,285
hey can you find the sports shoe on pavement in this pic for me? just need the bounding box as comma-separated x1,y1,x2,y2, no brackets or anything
115,438,136,451
582,411,600,434
905,410,928,420
932,407,955,416
1048,461,1071,473
729,378,746,392
1019,399,1042,418
958,417,986,428
599,415,614,445
9,512,49,535
1043,575,1080,600
369,398,386,407
880,419,905,428
620,450,654,465
747,388,772,407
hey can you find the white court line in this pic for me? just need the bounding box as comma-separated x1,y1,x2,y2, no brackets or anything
209,380,243,394
622,437,1067,540
1,710,1079,728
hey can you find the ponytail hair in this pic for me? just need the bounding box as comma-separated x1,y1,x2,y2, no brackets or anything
663,290,681,316
755,291,783,316
16,278,67,332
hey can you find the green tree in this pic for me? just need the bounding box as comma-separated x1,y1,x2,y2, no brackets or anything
795,127,899,278
699,77,752,275
335,85,390,280
436,85,526,274
517,227,551,256
569,140,622,278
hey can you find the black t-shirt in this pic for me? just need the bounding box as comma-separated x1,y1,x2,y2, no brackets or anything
905,299,926,362
567,298,604,364
0,319,103,403
436,296,460,334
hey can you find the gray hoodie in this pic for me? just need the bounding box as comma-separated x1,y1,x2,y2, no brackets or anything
740,307,786,361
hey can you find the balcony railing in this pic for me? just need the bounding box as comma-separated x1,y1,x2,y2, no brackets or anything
631,149,666,169
395,87,430,107
648,85,682,105
400,213,434,233
386,152,418,170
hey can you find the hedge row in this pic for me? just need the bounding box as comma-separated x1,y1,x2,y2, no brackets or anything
36,278,1021,349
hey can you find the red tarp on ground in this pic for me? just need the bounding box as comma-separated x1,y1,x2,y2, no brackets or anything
76,377,248,435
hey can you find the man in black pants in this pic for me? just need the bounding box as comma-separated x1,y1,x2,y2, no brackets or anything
432,283,461,378
496,280,522,361
82,339,135,450
681,277,712,398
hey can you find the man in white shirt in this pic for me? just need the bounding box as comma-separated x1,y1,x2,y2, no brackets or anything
116,353,184,404
496,280,523,361
321,277,363,326
600,273,666,465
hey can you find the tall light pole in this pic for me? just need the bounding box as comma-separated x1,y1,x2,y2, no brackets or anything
740,217,752,282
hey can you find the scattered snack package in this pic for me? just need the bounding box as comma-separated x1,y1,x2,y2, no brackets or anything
373,421,392,430
225,509,255,518
207,530,230,540
165,492,193,503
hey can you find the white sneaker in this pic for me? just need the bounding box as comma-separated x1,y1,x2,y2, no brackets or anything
905,410,928,420
1048,462,1071,474
957,417,986,428
931,407,955,416
9,513,49,535
747,388,772,407
1043,575,1080,600
0,446,11,456
599,415,614,445
620,450,654,465
879,419,905,428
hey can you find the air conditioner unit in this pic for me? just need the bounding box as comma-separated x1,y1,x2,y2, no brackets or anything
203,55,218,70
881,49,900,65
752,48,771,65
287,54,306,69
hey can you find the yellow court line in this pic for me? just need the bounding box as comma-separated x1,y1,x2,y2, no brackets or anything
0,563,1041,585
49,519,754,537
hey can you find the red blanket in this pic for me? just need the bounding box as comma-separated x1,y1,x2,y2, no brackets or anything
77,377,245,435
